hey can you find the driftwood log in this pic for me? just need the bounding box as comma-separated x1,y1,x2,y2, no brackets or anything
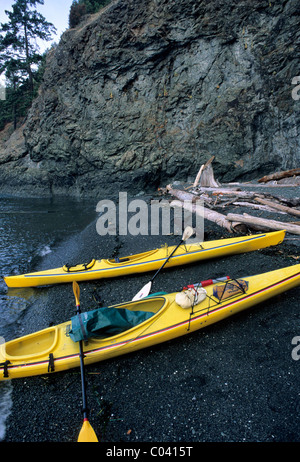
197,187,300,207
165,185,197,202
254,197,300,218
171,200,247,233
258,168,300,183
164,156,300,237
167,181,247,235
193,156,219,188
227,213,300,236
231,201,286,214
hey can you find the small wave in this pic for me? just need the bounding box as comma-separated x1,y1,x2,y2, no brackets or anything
38,245,52,257
0,295,29,330
0,380,13,441
27,243,53,267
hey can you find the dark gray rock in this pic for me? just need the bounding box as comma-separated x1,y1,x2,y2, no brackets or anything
1,0,299,197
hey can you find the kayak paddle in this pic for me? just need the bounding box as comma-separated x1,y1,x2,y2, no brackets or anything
72,281,98,443
132,226,195,301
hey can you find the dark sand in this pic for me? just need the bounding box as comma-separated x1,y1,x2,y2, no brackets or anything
2,189,300,445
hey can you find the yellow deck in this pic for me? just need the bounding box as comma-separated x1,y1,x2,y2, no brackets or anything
4,231,285,288
1,262,299,381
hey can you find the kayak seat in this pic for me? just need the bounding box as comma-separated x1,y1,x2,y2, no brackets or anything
63,259,96,273
114,257,130,263
106,249,157,265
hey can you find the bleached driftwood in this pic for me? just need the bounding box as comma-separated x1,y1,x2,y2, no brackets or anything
193,165,205,188
197,187,263,199
200,164,220,188
166,185,198,202
231,201,286,214
193,156,219,188
258,168,300,183
254,197,300,218
171,200,246,234
227,213,300,236
164,162,300,236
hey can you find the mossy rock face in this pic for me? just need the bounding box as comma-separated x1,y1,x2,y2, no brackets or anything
1,0,300,197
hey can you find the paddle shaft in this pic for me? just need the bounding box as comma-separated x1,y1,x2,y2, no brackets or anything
132,227,194,301
76,303,88,420
151,239,183,282
72,282,98,442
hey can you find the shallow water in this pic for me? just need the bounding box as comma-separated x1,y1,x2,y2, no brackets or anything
0,195,97,441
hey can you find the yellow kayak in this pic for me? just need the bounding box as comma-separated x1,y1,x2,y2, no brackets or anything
4,231,285,288
1,262,299,381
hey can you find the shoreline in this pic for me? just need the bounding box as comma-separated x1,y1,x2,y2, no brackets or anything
2,190,300,443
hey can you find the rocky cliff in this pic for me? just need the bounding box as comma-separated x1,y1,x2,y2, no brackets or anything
0,0,299,197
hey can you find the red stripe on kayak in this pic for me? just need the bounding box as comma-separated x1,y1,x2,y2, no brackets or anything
2,268,300,375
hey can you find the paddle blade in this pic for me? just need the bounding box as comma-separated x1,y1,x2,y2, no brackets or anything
182,226,195,241
73,281,80,306
78,419,98,442
132,281,152,301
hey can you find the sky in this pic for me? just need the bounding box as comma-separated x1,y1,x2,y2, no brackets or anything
0,0,74,85
0,0,74,50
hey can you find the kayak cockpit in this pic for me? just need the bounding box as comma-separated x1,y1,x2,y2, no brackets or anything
118,296,167,313
106,249,158,265
63,259,96,273
2,327,59,361
69,296,168,343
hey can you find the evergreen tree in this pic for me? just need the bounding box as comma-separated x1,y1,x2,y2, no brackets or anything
69,0,111,28
0,0,56,129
